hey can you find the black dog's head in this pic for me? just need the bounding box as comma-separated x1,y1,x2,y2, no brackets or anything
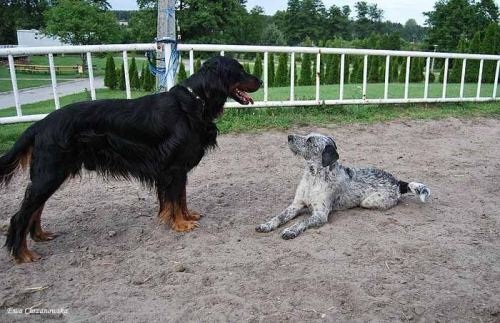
184,56,262,116
288,133,339,168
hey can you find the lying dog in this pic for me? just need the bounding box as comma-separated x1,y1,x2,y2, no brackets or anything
256,133,430,239
0,56,261,263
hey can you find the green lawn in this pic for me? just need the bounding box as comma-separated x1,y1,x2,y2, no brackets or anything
0,82,497,118
1,83,500,154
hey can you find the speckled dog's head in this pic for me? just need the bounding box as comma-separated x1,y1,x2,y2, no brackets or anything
287,133,339,167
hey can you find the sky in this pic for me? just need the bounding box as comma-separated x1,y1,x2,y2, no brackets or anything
106,0,491,26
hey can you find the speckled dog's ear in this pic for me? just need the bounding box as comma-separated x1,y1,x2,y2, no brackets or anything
322,144,339,167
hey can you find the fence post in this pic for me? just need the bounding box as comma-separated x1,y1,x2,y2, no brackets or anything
48,53,61,109
290,52,295,101
264,51,268,102
189,49,194,76
339,54,345,101
460,59,467,99
384,55,390,100
476,59,483,98
86,52,96,101
316,52,320,102
493,60,500,99
424,57,430,99
442,58,449,99
404,56,411,100
362,55,368,100
8,55,22,116
123,51,131,99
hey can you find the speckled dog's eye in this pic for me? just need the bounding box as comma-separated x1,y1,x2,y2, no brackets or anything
307,137,314,144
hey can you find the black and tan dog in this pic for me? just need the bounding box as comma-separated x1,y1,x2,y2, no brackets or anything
0,56,261,263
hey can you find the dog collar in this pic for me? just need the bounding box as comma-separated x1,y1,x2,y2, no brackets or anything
185,86,206,107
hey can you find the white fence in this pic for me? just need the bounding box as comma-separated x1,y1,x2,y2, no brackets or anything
1,43,500,125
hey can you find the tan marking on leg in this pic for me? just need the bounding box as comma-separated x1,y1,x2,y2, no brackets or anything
13,236,42,264
31,205,57,242
158,201,174,226
172,201,199,232
181,188,202,221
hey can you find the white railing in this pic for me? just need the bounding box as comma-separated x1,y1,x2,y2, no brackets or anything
1,43,500,125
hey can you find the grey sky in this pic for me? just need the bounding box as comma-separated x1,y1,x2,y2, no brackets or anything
108,0,499,26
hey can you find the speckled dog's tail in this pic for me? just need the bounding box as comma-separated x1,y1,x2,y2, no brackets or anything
399,181,430,203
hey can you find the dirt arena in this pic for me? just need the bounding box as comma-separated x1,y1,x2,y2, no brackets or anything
1,118,499,322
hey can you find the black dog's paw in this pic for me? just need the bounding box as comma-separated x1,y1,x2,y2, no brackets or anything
281,229,298,240
255,223,273,233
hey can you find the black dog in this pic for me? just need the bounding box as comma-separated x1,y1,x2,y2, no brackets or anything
0,56,261,264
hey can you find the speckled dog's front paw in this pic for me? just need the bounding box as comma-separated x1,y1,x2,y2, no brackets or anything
281,229,298,240
255,223,274,233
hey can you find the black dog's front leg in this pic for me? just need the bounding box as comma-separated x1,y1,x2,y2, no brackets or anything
281,210,329,240
255,204,303,233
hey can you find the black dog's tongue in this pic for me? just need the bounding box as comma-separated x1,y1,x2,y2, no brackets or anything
241,91,254,104
236,89,254,105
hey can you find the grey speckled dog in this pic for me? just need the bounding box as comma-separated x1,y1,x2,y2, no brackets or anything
256,133,430,240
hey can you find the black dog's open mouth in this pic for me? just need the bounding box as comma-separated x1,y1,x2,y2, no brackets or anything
230,88,254,105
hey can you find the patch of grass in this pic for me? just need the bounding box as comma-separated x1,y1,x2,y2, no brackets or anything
217,102,500,133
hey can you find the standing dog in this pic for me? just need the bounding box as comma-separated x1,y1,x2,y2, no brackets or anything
256,133,430,239
0,56,261,263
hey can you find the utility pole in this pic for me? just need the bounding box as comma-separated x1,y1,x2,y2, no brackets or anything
156,0,176,92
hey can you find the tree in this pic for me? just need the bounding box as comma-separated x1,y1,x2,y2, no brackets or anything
424,0,499,52
351,56,363,84
410,57,424,82
0,0,51,45
438,63,446,83
482,23,499,82
283,0,328,45
401,19,426,43
268,53,276,87
275,53,289,87
194,58,202,73
176,0,248,44
129,57,140,90
118,63,126,91
243,62,251,74
242,6,267,45
299,53,313,86
253,53,263,79
260,23,286,46
390,56,399,82
44,0,121,70
128,7,156,43
177,61,187,84
466,31,481,82
44,0,120,45
104,54,117,90
398,60,407,83
368,55,380,83
140,63,147,90
450,37,467,82
142,62,155,92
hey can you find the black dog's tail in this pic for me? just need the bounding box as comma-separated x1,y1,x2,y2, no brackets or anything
0,126,36,186
399,181,431,203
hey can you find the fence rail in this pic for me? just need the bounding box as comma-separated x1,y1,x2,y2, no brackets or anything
1,43,500,125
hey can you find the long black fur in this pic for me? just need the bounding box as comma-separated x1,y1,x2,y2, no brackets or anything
0,56,261,260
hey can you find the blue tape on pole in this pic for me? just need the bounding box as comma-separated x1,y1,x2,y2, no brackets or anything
146,39,180,92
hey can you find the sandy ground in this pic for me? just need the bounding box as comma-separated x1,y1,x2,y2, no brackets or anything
1,118,499,322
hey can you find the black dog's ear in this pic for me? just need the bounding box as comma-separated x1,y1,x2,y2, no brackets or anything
322,144,339,167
